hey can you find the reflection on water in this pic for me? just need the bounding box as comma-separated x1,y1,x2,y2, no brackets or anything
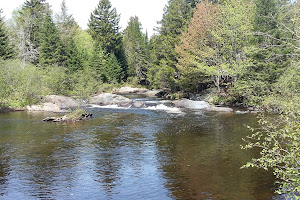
0,108,279,199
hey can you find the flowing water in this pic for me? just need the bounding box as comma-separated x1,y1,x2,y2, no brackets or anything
0,98,281,199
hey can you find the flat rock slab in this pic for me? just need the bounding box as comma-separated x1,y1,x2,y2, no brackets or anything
113,87,165,98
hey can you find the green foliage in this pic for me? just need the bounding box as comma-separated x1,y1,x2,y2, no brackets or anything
71,67,100,99
123,16,149,85
176,0,254,93
242,110,300,196
149,0,193,90
0,10,14,60
242,62,300,196
88,0,122,55
39,13,64,66
64,37,82,72
0,59,43,106
55,0,77,40
73,28,94,67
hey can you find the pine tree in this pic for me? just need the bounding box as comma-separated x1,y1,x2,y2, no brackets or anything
250,0,292,83
90,45,122,83
88,0,122,55
150,0,193,90
123,16,149,85
88,0,126,80
39,13,63,66
0,10,14,60
55,0,81,71
55,0,77,40
64,37,82,72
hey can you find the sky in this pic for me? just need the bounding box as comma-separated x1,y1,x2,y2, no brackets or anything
1,0,168,36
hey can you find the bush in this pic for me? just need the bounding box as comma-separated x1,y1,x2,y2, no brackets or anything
0,59,43,107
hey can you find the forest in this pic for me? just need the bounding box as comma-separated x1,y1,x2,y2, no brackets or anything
0,0,299,196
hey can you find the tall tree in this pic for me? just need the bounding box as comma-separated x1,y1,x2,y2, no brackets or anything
123,16,149,85
18,0,49,64
88,0,122,55
150,0,192,90
55,0,81,71
39,13,63,66
55,0,77,40
0,9,14,60
88,0,126,80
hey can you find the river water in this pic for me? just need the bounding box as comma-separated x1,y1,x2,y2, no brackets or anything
0,99,281,199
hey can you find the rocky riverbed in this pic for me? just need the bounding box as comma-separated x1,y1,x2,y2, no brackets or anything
25,87,235,113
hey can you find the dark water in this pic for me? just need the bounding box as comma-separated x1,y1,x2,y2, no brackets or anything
0,105,280,199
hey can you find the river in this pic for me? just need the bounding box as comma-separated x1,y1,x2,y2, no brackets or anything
0,98,281,199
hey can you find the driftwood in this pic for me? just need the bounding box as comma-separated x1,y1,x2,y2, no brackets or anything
43,113,93,123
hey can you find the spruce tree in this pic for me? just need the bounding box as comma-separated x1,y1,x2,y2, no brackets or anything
55,0,77,40
55,0,81,72
88,0,126,80
250,0,291,83
123,16,149,85
39,13,63,66
88,0,122,55
0,10,14,60
150,0,192,90
64,37,82,72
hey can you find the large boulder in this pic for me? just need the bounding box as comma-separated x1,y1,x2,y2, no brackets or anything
27,95,80,112
173,99,233,112
173,99,211,109
89,93,133,106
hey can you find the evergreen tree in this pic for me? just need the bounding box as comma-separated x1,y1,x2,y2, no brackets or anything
90,45,122,83
39,13,63,66
55,0,77,40
55,0,81,72
64,37,82,72
88,0,122,55
236,0,293,104
0,10,14,60
19,0,49,64
123,16,149,85
88,0,126,80
150,0,193,90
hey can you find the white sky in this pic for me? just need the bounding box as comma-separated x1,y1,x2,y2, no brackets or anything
1,0,168,36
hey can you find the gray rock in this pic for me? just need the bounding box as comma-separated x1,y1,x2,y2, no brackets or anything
89,93,132,105
26,95,79,113
44,95,80,109
173,99,211,109
173,99,233,112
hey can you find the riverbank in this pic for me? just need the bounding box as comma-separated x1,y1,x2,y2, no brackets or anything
1,87,259,114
